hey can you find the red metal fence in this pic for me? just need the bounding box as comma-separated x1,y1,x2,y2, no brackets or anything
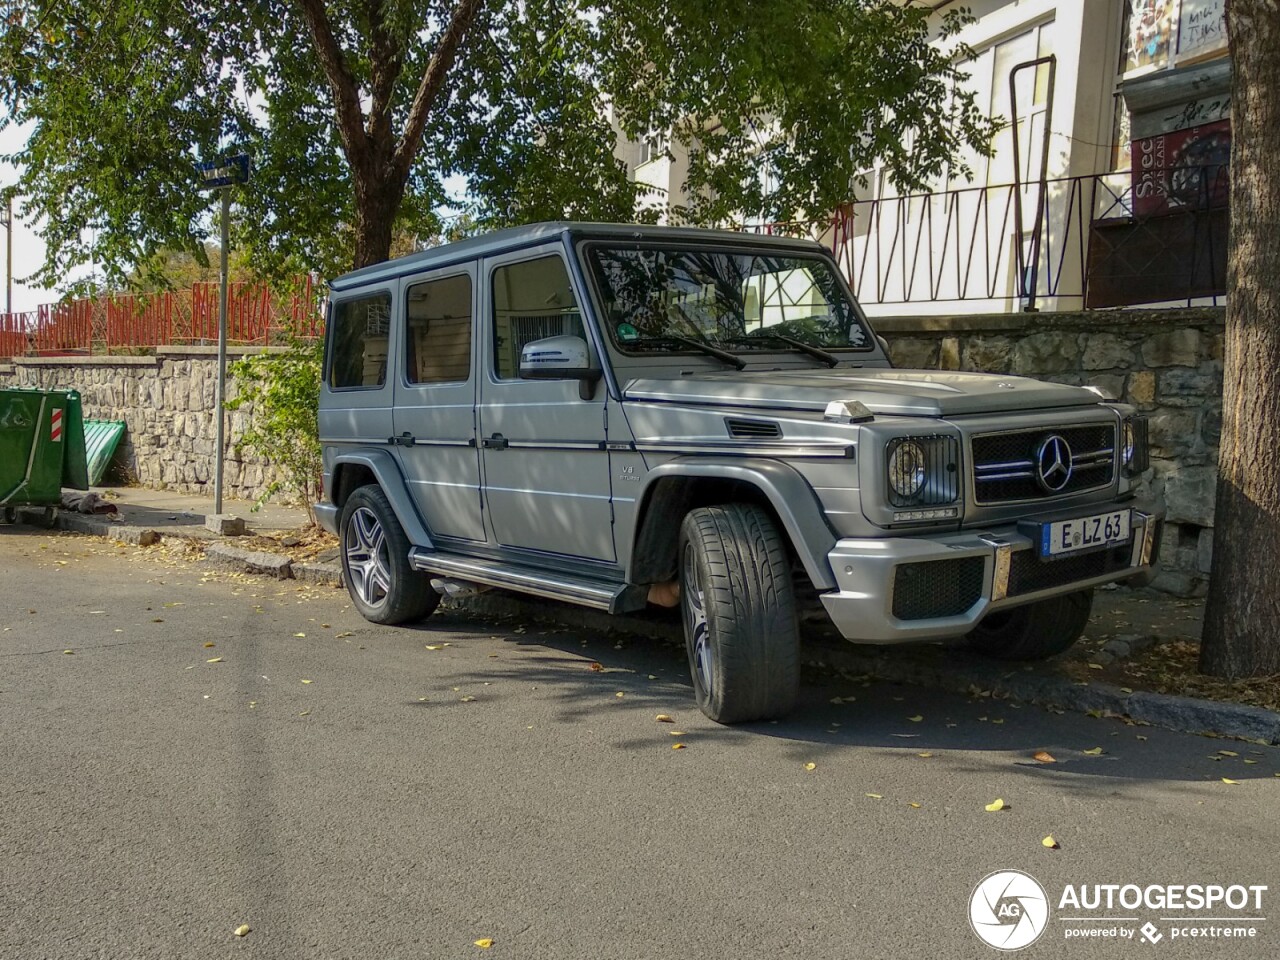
1,275,324,360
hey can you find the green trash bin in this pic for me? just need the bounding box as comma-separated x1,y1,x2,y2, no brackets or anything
0,388,90,526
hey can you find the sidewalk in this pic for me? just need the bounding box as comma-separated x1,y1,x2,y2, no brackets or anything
98,486,312,539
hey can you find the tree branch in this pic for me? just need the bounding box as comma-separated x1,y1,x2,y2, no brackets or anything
295,0,369,167
364,0,403,146
391,0,486,183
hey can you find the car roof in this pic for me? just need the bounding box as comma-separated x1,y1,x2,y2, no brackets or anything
327,221,827,292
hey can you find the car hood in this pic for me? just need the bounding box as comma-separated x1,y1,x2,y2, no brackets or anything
622,369,1101,417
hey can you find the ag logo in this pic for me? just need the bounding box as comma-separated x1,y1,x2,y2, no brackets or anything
969,870,1050,951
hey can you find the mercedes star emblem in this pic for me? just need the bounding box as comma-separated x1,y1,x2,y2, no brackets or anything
1035,434,1073,493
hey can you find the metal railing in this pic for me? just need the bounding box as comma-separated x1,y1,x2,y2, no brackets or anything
0,275,324,360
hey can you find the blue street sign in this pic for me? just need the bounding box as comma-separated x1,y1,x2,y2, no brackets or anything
196,153,251,189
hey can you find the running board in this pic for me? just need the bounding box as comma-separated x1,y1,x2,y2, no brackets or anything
408,549,646,614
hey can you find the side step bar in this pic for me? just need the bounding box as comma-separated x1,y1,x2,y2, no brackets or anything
408,549,646,614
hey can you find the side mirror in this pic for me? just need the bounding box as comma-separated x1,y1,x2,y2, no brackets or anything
519,335,603,400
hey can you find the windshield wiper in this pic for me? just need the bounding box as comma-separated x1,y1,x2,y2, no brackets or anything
630,335,747,370
725,334,841,368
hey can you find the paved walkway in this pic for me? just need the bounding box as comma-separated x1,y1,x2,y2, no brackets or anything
94,485,311,539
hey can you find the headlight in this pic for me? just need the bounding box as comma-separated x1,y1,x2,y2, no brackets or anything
888,441,927,500
1122,416,1149,476
885,435,961,514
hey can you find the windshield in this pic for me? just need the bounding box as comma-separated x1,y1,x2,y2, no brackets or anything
584,245,871,357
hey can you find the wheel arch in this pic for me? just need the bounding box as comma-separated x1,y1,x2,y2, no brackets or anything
329,449,434,549
628,459,837,590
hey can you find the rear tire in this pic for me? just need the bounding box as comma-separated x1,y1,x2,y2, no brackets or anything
679,504,800,723
340,485,440,625
966,589,1094,661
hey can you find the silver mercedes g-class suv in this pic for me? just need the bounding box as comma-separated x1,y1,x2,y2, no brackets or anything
315,222,1163,723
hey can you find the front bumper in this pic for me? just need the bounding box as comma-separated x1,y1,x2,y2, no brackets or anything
820,502,1164,644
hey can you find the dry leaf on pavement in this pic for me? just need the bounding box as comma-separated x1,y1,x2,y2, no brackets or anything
985,798,1008,812
1033,751,1057,763
1042,836,1060,849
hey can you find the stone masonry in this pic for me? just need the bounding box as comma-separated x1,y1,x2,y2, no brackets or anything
0,347,290,503
876,307,1224,597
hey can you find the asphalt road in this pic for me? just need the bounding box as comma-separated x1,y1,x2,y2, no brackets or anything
2,527,1277,960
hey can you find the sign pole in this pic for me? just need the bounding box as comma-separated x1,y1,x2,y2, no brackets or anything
214,186,230,515
195,151,250,536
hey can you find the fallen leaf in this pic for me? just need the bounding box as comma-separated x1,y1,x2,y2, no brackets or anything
336,631,353,638
294,632,306,638
615,692,625,698
907,802,921,808
151,618,164,623
234,925,251,937
1222,778,1240,785
655,714,674,723
589,662,603,671
425,645,442,651
669,731,685,736
992,718,1005,725
1042,836,1060,849
1136,735,1148,741
864,793,882,799
907,715,923,723
984,798,1007,812
460,695,476,702
1088,662,1104,670
298,711,310,716
804,762,817,771
1120,687,1134,694
62,649,74,655
1244,759,1259,765
300,679,313,684
203,642,216,648
1218,750,1239,757
671,743,686,750
474,939,494,949
1083,747,1103,755
206,657,223,663
1033,751,1056,763
917,752,933,759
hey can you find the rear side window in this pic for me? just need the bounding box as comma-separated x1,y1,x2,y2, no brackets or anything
406,274,472,384
329,292,392,389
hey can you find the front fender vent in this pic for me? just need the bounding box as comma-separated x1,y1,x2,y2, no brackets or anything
725,417,783,440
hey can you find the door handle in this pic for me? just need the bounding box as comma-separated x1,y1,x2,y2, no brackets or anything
388,432,416,447
482,434,509,450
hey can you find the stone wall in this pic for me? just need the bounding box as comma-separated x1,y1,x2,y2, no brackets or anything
877,307,1224,596
0,347,290,503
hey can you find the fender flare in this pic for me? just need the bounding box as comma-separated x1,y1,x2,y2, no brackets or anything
329,448,434,549
630,458,837,590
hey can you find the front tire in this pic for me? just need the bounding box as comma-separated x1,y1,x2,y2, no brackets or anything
339,485,440,625
966,588,1094,661
679,504,800,723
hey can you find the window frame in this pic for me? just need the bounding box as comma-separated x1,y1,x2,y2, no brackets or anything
325,287,394,392
487,250,590,383
401,270,475,388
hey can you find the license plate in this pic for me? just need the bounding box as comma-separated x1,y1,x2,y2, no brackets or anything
1040,509,1131,558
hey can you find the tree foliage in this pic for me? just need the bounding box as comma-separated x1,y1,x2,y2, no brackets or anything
0,1,994,285
225,337,324,519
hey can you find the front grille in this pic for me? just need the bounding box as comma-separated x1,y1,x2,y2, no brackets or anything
971,423,1116,504
892,556,985,620
1007,543,1133,597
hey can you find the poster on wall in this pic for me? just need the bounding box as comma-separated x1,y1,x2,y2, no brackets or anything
1177,0,1228,62
1132,118,1231,218
1124,0,1176,72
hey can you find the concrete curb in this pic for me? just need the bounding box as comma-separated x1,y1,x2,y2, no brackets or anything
203,542,294,579
15,507,162,546
21,512,1278,744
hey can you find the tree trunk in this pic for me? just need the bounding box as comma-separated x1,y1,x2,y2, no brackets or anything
1200,0,1280,677
351,170,405,269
